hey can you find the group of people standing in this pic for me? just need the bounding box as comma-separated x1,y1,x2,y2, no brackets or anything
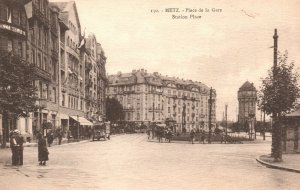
9,130,52,166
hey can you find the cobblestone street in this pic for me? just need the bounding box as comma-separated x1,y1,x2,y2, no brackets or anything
0,134,299,190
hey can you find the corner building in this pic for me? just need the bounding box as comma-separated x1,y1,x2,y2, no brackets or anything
1,0,108,142
0,0,31,140
107,69,216,132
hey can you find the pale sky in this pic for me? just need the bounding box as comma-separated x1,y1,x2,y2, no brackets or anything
52,0,300,121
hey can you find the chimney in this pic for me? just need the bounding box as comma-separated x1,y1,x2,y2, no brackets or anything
141,69,144,73
132,69,136,73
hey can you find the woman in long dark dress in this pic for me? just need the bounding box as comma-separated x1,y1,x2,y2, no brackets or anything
38,136,49,165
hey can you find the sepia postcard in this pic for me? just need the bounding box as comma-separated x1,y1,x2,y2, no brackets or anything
0,0,299,190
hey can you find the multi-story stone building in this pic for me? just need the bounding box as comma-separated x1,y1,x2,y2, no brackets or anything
107,69,216,132
83,34,107,123
25,0,60,137
51,1,93,137
96,43,107,120
1,0,108,143
238,81,257,130
0,0,30,141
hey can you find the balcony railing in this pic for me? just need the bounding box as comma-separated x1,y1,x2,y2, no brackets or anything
150,89,163,94
123,90,135,94
51,49,58,59
33,66,51,81
60,41,65,49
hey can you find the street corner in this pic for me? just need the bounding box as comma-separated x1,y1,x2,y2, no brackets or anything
256,154,300,173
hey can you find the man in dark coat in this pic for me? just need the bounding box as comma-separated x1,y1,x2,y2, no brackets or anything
56,128,63,145
46,131,54,147
38,135,49,166
16,132,25,165
10,131,19,166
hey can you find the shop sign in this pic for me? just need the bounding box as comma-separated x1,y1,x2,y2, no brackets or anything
0,22,26,36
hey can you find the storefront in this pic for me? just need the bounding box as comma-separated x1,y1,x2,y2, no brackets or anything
69,116,93,139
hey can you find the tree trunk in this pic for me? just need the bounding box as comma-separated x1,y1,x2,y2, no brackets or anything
1,111,9,148
271,116,283,162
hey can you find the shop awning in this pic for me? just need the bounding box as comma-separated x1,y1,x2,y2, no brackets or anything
70,116,93,126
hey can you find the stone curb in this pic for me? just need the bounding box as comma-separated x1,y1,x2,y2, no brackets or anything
256,156,300,173
2,139,92,148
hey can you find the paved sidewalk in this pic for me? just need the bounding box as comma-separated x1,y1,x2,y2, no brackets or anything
1,138,91,148
256,154,300,173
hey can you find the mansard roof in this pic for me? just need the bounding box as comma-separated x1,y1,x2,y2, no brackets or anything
108,69,213,94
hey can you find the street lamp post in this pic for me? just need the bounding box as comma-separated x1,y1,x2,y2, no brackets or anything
225,104,228,144
77,115,80,142
152,102,155,121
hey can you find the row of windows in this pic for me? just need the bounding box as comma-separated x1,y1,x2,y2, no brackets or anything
6,39,24,58
0,4,26,28
61,94,83,111
67,36,78,50
34,81,57,104
124,111,209,122
68,20,78,35
110,85,210,99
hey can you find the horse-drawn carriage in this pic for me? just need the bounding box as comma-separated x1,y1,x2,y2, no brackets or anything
155,123,173,143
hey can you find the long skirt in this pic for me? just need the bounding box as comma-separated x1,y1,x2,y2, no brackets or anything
38,148,49,161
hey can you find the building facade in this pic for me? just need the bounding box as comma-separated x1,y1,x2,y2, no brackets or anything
1,0,108,143
238,81,257,132
51,1,87,137
83,34,107,123
107,69,217,132
25,0,61,137
0,0,31,141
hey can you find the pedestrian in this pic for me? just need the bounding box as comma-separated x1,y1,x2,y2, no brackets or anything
47,130,54,147
147,127,151,140
10,131,19,166
38,135,49,166
166,129,173,143
190,128,196,144
200,129,205,144
152,124,156,139
16,131,25,165
220,131,225,144
57,128,63,145
67,130,72,142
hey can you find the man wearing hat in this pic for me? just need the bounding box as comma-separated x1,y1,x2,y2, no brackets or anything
10,130,19,166
15,130,25,165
